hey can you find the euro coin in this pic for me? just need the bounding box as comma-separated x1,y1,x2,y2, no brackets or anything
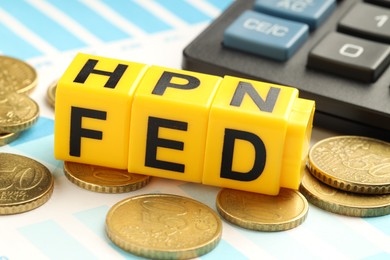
300,168,390,217
46,79,57,108
216,188,308,232
106,194,222,259
0,153,54,215
0,132,20,146
0,92,39,133
308,136,390,194
0,56,37,94
63,161,150,193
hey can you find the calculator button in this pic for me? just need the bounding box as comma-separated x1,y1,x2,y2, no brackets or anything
223,10,309,61
338,3,390,43
254,0,336,30
308,32,390,82
365,0,390,8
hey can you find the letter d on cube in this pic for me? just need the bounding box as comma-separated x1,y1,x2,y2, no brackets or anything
203,76,315,195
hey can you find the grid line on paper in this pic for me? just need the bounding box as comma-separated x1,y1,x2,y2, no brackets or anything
0,0,234,60
18,220,96,259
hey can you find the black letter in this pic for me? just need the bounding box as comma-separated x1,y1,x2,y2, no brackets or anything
70,107,107,157
220,128,266,181
73,59,128,89
152,71,200,95
145,116,187,173
230,81,280,112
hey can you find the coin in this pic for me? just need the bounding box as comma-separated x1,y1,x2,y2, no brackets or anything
0,132,20,146
106,194,222,259
46,80,57,108
0,153,54,215
63,161,150,193
300,168,390,217
308,136,390,194
0,92,39,133
216,188,308,232
0,56,37,94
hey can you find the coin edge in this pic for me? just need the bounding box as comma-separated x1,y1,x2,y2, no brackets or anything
63,162,151,193
0,55,38,94
216,188,308,232
0,159,54,215
0,94,40,133
308,136,390,195
300,169,390,217
105,193,222,259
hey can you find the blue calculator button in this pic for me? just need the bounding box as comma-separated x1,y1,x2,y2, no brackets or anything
254,0,336,30
223,10,309,61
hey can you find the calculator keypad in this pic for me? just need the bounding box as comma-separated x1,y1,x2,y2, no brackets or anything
253,0,336,30
223,10,309,61
224,0,390,80
338,2,390,43
224,0,336,62
182,0,390,141
308,32,390,82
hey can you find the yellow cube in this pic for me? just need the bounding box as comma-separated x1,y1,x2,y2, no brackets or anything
280,98,314,189
54,53,148,169
54,53,315,196
128,66,221,182
202,76,314,195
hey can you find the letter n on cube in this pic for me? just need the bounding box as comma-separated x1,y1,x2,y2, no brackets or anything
203,76,299,195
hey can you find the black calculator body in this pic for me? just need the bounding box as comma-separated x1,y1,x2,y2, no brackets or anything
182,0,390,141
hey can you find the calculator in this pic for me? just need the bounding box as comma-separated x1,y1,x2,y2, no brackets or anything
182,0,390,141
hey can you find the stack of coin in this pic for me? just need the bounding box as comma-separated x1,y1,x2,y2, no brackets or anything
0,56,39,146
0,153,54,215
300,136,390,217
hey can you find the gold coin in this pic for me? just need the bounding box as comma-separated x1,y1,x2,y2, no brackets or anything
0,92,39,133
0,153,54,215
0,132,20,146
63,161,150,193
216,188,308,232
300,168,390,217
0,56,37,94
46,80,57,108
106,194,222,259
308,136,390,194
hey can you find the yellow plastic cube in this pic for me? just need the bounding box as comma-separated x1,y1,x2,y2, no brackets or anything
202,76,315,195
54,53,148,169
128,66,221,183
280,98,314,189
54,53,315,196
